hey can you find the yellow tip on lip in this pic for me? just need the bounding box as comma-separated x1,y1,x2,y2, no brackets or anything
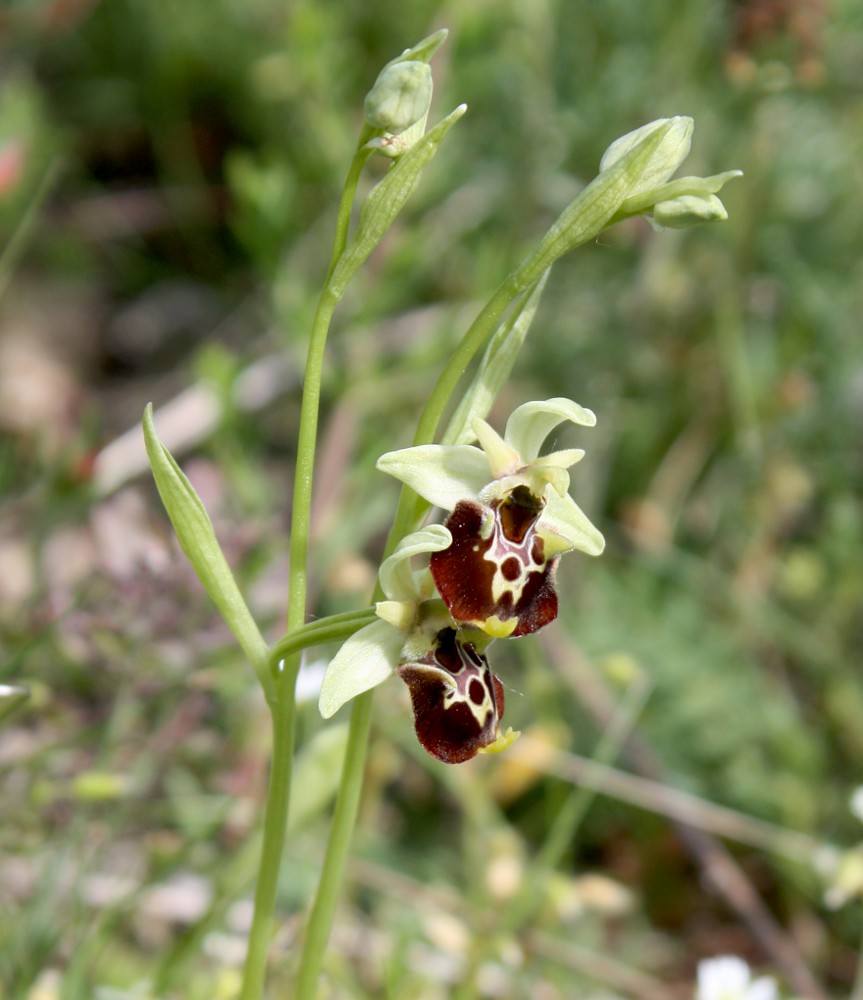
481,615,519,638
478,727,521,755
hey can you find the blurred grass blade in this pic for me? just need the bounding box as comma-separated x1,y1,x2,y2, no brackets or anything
287,723,350,834
0,683,29,726
442,270,549,445
0,157,62,303
142,404,272,700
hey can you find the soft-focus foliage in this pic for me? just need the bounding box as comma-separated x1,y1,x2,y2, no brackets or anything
1,1,862,997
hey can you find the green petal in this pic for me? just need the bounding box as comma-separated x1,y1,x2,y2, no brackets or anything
504,397,596,462
539,489,605,557
533,448,585,470
319,619,404,719
379,524,453,601
375,600,415,631
377,444,490,509
473,418,521,478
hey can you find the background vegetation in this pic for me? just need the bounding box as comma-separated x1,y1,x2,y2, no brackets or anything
1,0,862,997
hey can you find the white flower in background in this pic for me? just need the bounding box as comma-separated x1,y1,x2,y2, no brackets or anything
695,956,778,1000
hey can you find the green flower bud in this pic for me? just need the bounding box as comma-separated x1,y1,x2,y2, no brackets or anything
364,60,433,134
600,117,693,199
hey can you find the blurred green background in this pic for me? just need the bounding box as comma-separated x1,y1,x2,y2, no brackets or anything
1,0,862,997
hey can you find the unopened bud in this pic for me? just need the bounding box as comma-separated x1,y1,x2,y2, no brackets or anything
364,60,433,134
600,117,693,199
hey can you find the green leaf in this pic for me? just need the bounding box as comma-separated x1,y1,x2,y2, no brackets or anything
329,103,467,297
442,272,549,446
142,404,272,700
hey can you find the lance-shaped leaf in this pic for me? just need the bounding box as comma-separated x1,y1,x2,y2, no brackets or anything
329,103,467,297
142,404,272,700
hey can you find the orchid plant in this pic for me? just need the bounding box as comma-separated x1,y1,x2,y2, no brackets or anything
142,29,740,1000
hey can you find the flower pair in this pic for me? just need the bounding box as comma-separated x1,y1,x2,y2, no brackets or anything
319,397,603,764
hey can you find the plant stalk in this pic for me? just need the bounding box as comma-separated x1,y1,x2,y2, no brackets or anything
239,143,371,998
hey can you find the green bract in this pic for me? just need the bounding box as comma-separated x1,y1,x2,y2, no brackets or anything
329,103,466,297
142,404,272,700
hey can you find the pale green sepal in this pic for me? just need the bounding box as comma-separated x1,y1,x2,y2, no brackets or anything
142,405,272,699
385,28,448,68
319,619,405,718
505,397,596,462
442,272,549,446
599,117,693,198
329,104,467,298
379,524,453,601
540,488,605,557
618,169,743,220
652,193,728,228
377,443,489,511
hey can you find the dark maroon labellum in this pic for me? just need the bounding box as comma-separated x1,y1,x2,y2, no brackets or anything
398,627,505,764
429,489,559,637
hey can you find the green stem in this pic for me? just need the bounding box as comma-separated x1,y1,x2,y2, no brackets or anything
239,686,294,1000
383,272,524,555
269,609,377,670
240,144,370,999
237,610,375,1000
295,689,374,998
327,138,375,284
289,263,534,999
286,289,339,636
